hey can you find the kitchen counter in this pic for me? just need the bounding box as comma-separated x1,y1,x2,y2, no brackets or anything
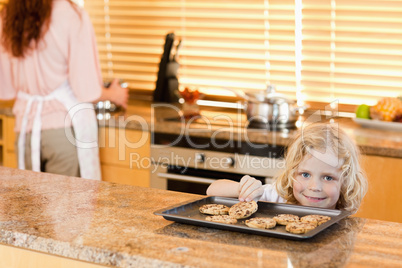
0,166,401,267
1,99,401,158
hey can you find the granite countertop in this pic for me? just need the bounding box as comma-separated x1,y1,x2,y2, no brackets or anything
1,100,401,158
0,167,401,267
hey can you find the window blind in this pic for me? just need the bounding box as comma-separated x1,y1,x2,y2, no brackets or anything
84,0,401,106
84,0,298,99
301,0,402,105
2,1,402,107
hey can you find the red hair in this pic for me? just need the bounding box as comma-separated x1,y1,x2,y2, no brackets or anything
1,0,53,57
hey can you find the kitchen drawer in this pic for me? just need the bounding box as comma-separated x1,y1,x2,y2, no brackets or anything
99,127,150,169
101,165,150,187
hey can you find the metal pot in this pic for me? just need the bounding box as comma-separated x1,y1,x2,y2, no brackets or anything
245,95,298,125
227,85,304,125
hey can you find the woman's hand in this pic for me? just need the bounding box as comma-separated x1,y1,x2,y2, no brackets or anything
103,78,129,109
238,175,264,202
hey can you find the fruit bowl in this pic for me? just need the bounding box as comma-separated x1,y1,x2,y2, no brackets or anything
354,97,402,131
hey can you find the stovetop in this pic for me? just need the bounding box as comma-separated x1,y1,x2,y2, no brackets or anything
246,119,297,131
152,132,286,158
164,113,298,132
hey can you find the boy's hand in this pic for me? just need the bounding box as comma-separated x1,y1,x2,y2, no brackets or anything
238,175,264,202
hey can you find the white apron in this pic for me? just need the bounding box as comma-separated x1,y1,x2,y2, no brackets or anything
17,81,101,180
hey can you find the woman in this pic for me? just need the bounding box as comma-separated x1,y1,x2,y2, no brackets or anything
0,0,128,179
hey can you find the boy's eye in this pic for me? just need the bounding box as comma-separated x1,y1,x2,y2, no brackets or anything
301,172,310,178
324,176,334,181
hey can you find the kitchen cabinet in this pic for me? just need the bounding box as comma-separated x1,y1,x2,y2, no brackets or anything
354,155,402,223
0,244,107,268
0,118,151,187
0,115,17,168
98,127,150,187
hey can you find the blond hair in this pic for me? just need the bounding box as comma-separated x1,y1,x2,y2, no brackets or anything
275,123,368,214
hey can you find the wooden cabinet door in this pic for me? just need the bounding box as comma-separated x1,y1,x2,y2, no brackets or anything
4,116,17,168
101,165,150,187
0,243,107,268
99,127,150,187
354,155,402,223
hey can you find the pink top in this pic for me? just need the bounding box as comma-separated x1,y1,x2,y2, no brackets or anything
0,0,102,132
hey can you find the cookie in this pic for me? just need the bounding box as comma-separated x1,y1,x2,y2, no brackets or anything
300,215,331,226
229,201,258,219
205,215,237,224
245,217,277,229
273,214,300,225
285,222,317,234
199,204,230,215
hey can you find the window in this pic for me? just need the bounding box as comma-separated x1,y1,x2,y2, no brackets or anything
2,1,401,108
84,0,402,107
85,0,299,100
300,0,402,106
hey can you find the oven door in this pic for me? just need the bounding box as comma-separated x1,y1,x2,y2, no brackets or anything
151,160,273,195
151,164,271,195
150,146,280,195
158,172,215,195
151,162,209,194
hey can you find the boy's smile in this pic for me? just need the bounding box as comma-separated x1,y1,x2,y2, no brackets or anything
293,149,343,209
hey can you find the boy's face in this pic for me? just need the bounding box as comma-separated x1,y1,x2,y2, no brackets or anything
292,150,343,209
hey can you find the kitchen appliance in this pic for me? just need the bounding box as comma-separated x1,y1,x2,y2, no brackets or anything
150,133,286,195
163,110,298,131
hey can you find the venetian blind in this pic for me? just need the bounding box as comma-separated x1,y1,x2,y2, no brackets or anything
301,0,402,105
2,1,402,106
84,0,298,99
85,0,402,106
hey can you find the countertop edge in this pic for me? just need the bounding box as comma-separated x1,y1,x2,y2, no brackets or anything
0,229,183,267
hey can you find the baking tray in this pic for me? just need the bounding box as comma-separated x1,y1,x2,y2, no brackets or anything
154,196,351,240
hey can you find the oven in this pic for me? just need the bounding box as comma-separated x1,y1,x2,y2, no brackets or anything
150,133,286,195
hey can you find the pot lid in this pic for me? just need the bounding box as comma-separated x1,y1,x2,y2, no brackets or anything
225,85,295,104
265,92,295,104
246,85,295,104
